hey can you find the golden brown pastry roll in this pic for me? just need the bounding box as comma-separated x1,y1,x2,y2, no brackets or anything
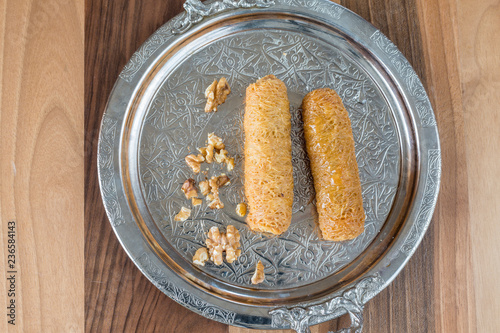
244,75,293,235
302,88,365,241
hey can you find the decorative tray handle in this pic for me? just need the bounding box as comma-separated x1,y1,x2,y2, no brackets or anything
270,275,383,333
173,0,275,34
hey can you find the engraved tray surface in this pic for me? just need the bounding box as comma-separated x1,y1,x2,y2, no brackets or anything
98,1,441,332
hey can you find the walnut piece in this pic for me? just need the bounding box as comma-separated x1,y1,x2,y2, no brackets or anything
207,225,222,243
208,196,224,210
216,174,230,187
198,146,207,157
205,225,241,265
192,197,202,206
181,178,198,199
199,180,210,196
208,133,225,150
236,203,247,217
204,80,218,113
206,226,224,265
192,248,209,266
226,157,235,171
214,149,229,164
251,261,265,285
205,144,214,163
226,225,240,246
206,174,230,209
197,133,234,169
204,78,231,113
174,206,191,222
185,154,204,173
215,77,231,106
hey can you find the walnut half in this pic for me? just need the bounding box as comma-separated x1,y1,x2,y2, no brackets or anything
204,78,231,113
204,225,241,265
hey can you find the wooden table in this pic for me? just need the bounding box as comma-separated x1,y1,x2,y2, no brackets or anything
3,0,497,332
84,0,500,332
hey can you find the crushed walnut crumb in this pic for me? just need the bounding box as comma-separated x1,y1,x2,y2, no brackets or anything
208,132,225,150
196,133,234,170
192,247,209,266
226,157,235,171
181,178,198,199
207,174,230,209
174,206,191,222
192,197,202,206
199,180,210,196
251,261,265,285
185,154,204,173
214,149,229,164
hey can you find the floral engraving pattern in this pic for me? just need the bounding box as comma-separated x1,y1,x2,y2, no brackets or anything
280,0,345,19
119,0,346,82
270,274,383,332
401,149,441,253
370,30,437,127
172,0,275,34
136,253,236,324
98,116,125,227
138,31,400,288
119,22,176,82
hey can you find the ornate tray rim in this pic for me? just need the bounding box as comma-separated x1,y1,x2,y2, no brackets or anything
97,1,441,332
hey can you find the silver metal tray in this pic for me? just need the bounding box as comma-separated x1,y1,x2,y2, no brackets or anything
98,1,441,332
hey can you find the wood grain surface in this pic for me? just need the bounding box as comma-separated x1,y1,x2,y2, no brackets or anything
0,0,84,332
457,1,500,331
83,1,497,333
84,1,228,332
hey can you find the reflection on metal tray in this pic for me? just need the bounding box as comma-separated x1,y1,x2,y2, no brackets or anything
98,1,441,332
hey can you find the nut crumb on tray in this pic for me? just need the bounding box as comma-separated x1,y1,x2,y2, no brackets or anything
224,225,241,264
193,133,235,171
206,226,224,265
208,132,225,150
174,206,191,222
181,178,198,199
207,174,230,209
251,260,265,285
192,197,202,206
226,157,235,171
192,247,209,266
214,149,229,164
199,180,210,196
